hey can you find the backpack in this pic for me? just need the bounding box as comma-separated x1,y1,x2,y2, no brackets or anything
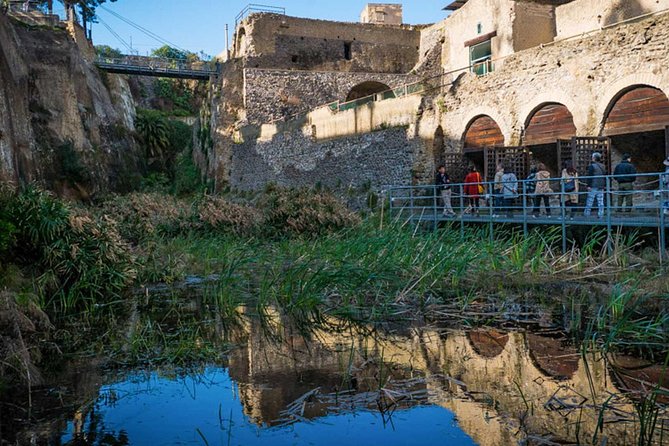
564,177,576,193
526,173,537,194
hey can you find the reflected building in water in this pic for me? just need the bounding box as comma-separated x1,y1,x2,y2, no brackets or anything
228,315,667,445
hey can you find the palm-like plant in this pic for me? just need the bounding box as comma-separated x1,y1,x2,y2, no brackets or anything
135,110,169,167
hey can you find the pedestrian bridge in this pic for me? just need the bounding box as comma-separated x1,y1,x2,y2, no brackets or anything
388,171,669,259
94,56,218,80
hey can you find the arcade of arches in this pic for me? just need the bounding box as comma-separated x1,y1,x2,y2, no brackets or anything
447,86,669,180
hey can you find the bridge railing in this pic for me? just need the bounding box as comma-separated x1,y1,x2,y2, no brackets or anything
388,171,669,260
95,55,217,74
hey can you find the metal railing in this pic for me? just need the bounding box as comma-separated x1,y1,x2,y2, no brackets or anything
94,56,218,79
388,171,669,261
327,81,427,113
235,3,286,26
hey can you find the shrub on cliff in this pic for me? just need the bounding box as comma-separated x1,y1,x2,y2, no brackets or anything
258,188,361,236
3,186,136,310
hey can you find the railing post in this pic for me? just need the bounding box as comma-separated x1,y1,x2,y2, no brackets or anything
488,180,494,243
660,173,666,264
561,178,567,254
606,176,613,255
410,187,415,227
433,185,438,232
522,180,528,238
459,184,465,241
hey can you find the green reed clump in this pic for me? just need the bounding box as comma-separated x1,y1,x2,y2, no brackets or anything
1,186,136,311
257,187,361,237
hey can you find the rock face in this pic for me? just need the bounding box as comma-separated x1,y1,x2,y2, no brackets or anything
0,14,140,197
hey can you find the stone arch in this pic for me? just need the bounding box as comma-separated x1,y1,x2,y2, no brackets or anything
345,81,391,102
525,333,579,380
466,330,509,359
601,84,669,136
236,27,247,57
453,105,513,149
462,114,505,150
596,72,669,133
519,89,584,135
522,102,577,146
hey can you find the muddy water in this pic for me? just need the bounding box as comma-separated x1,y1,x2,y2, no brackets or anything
3,305,668,445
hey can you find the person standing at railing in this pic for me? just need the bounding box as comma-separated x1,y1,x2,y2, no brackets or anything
463,166,483,215
493,163,504,217
501,163,519,218
613,153,637,213
532,163,552,218
584,152,606,218
435,165,455,217
561,160,579,219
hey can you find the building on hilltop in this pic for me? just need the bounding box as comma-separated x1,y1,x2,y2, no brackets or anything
198,0,669,195
360,3,403,25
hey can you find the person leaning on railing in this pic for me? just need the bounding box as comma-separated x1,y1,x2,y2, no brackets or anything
561,160,579,219
613,153,637,213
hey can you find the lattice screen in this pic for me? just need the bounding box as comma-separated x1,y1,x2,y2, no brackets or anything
443,153,471,183
558,137,611,176
485,147,529,181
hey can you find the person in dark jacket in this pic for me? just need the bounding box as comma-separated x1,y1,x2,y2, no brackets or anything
613,153,637,213
435,165,455,217
584,152,607,218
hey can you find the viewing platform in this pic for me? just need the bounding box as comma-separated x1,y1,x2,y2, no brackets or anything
388,171,669,258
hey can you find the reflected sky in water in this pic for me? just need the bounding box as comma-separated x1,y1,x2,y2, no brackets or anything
60,368,477,446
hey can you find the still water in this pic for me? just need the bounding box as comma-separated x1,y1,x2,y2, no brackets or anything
60,368,476,446
4,303,667,445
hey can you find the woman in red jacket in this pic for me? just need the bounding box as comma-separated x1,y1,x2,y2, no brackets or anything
463,166,483,214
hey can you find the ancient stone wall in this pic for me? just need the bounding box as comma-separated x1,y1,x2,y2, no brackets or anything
234,13,421,73
555,0,669,39
243,68,416,124
435,11,669,157
229,125,419,195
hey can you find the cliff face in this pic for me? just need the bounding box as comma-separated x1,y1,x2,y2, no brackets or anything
0,14,140,197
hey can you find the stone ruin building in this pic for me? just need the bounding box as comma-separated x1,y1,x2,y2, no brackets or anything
197,0,669,194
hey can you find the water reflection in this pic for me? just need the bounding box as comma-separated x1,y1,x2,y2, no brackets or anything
5,308,667,445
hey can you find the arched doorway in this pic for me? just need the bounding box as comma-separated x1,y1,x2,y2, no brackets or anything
236,28,247,57
345,81,391,102
523,103,576,175
602,85,669,172
462,115,504,177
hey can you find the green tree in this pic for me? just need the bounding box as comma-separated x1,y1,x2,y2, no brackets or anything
95,45,123,58
135,109,169,169
151,45,191,61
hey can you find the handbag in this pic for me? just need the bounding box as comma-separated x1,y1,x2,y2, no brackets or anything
476,173,484,194
564,178,576,193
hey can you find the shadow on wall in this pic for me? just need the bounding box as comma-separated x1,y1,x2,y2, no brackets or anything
603,0,650,27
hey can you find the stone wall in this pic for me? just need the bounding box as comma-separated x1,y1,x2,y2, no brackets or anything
243,68,416,124
230,125,420,194
434,10,669,160
555,0,669,39
233,13,421,73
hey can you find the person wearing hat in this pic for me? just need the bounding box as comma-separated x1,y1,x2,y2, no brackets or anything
613,153,637,213
584,152,607,218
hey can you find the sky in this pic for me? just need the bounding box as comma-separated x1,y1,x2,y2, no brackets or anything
89,0,449,58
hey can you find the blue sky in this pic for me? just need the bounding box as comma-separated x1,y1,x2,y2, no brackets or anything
90,1,449,57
